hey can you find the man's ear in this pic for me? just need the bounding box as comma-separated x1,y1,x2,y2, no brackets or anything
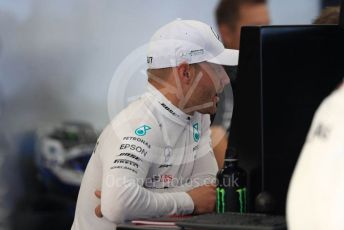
177,62,193,85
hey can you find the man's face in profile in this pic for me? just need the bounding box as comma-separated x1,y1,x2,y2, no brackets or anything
183,62,230,115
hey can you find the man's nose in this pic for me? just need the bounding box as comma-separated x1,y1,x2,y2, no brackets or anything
221,72,230,88
217,78,229,94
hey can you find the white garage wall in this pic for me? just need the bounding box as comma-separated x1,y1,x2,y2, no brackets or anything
269,0,321,25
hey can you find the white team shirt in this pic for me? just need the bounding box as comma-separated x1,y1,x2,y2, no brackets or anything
71,83,218,230
287,83,344,229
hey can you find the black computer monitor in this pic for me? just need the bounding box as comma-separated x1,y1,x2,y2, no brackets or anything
229,25,344,214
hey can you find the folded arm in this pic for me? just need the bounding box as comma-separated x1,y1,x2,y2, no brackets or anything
98,123,194,223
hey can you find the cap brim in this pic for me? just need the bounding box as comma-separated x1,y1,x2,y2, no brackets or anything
207,48,239,66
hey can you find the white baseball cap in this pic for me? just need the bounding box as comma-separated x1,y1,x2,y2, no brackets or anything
147,19,239,69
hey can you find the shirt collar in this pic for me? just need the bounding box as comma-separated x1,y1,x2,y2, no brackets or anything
147,83,192,123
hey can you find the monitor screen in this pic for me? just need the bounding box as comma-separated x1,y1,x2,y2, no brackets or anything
229,25,344,214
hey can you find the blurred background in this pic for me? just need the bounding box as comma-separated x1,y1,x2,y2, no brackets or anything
0,0,338,229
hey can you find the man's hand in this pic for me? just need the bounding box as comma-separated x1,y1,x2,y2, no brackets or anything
94,190,103,218
187,184,216,214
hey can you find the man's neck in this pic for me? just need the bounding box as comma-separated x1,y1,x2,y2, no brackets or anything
149,80,194,116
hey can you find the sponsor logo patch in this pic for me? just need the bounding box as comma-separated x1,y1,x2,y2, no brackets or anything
161,103,177,116
193,123,200,142
159,164,172,168
119,144,148,157
135,125,151,136
123,136,151,149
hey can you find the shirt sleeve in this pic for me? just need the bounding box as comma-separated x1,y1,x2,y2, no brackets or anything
98,120,194,224
287,86,344,229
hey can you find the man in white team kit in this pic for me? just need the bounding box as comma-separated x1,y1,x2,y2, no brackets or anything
71,19,239,229
287,82,344,229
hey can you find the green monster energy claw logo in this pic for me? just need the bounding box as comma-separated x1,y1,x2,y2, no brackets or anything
216,187,247,213
236,188,247,213
135,125,151,136
193,123,200,142
216,188,226,213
